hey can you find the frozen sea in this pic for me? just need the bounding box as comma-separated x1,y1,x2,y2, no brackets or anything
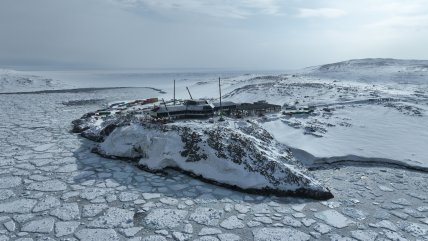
0,61,427,240
26,69,281,92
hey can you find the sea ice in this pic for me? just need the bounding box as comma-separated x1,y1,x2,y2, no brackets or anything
50,203,80,221
55,221,80,237
89,207,134,228
33,196,61,212
75,228,119,241
145,209,188,229
314,210,354,228
0,177,21,189
253,228,310,241
27,179,67,191
21,218,55,233
220,216,245,229
218,233,240,241
350,230,378,241
0,199,37,213
190,208,224,226
199,227,222,235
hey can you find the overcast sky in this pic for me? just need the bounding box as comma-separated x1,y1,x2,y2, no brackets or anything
1,0,427,70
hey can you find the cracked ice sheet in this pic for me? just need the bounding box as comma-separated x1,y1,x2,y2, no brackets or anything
314,210,354,228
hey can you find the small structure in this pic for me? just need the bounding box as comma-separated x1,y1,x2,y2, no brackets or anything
283,104,315,115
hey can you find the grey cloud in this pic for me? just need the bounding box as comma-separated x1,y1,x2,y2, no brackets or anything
0,0,426,70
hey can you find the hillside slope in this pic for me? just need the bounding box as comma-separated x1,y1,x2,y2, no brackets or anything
304,58,428,84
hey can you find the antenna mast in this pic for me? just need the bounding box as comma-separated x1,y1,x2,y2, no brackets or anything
186,87,193,100
173,79,176,105
219,77,222,111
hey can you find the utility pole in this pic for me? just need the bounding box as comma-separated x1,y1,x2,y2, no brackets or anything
173,79,176,105
186,87,193,100
219,77,224,121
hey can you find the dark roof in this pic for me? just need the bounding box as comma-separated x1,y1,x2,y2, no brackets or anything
212,101,237,108
153,102,213,114
184,99,208,105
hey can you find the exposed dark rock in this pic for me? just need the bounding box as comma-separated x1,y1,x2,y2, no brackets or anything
180,127,208,162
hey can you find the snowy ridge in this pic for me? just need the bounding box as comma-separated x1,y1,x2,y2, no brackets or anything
311,58,428,71
0,69,68,93
304,58,428,84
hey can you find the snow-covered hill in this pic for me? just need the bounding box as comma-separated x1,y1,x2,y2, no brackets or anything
0,69,67,93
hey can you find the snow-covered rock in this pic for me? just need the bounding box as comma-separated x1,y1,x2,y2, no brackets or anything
73,112,333,199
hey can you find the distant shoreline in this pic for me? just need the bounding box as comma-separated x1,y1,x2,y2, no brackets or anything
0,86,166,95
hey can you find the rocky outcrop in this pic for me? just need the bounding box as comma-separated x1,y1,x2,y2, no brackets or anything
72,112,135,142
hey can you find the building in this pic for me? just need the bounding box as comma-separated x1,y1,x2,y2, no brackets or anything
150,99,214,119
150,99,281,119
212,101,238,112
237,101,281,116
282,104,315,115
